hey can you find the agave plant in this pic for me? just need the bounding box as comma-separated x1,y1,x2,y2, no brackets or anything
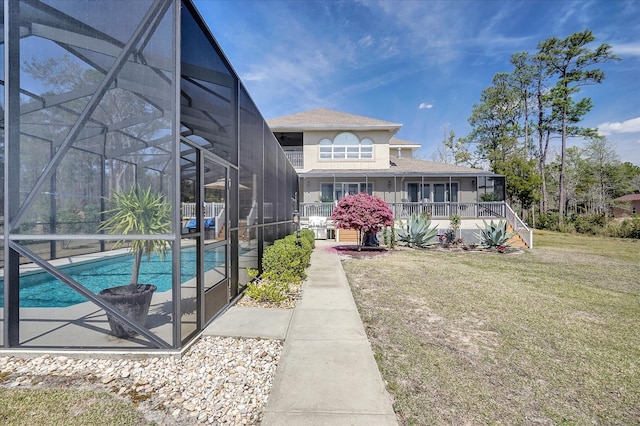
395,213,439,248
475,219,516,248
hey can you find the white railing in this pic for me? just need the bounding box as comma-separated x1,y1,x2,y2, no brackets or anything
263,202,274,220
284,150,303,168
389,202,485,219
181,202,225,219
505,203,533,249
301,202,335,218
477,202,506,218
215,207,225,238
300,201,508,220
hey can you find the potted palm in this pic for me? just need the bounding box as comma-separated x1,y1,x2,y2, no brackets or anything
98,186,171,337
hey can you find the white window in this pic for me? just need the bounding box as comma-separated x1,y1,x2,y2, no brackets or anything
320,182,374,201
407,182,458,202
318,133,374,160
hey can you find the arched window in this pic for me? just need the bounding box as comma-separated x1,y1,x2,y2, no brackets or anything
318,133,374,160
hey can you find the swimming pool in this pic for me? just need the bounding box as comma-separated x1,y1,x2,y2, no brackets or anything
0,247,226,308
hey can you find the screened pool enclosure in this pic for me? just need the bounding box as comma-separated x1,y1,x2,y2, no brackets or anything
0,0,299,350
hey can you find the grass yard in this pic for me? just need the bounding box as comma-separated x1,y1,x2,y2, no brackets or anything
0,387,151,426
343,231,640,425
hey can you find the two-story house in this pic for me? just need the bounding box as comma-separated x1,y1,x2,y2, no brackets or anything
268,108,532,247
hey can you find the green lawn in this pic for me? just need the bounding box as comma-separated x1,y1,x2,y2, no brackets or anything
343,231,640,425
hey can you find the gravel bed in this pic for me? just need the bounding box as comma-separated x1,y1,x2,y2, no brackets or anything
0,336,283,425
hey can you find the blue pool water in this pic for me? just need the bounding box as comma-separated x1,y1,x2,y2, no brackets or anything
0,247,227,308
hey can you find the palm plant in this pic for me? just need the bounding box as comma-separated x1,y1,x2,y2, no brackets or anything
99,186,172,287
98,185,171,337
395,213,439,248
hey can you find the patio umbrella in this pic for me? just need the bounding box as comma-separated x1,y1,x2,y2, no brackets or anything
204,178,249,190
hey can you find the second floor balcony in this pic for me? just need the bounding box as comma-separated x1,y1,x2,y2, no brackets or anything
284,149,303,169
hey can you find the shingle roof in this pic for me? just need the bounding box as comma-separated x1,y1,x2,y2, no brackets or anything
389,137,421,147
267,108,402,131
614,193,640,201
301,157,498,178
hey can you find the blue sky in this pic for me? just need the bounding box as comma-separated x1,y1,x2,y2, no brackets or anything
194,0,640,166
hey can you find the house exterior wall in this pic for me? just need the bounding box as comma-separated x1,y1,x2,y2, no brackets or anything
301,130,392,172
301,176,478,204
612,200,640,217
302,177,395,203
389,147,416,159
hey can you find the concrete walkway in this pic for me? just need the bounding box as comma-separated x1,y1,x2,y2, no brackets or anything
205,240,398,425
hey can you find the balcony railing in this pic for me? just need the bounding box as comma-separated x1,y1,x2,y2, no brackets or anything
284,150,303,168
300,201,507,220
301,202,335,218
181,202,225,218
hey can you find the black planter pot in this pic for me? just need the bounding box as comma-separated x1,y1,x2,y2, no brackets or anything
99,284,157,338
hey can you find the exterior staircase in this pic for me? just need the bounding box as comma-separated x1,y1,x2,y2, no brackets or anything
507,224,528,248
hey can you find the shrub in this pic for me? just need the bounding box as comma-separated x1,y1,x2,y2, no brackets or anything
475,220,516,248
382,226,396,249
244,231,314,304
245,277,289,304
571,213,607,235
442,228,463,247
557,221,576,234
263,236,311,284
606,217,640,239
480,192,501,202
300,228,316,248
395,213,439,248
535,212,560,231
449,214,461,232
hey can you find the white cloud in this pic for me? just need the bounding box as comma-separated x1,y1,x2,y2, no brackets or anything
597,117,640,135
419,103,433,110
358,34,374,48
612,43,640,57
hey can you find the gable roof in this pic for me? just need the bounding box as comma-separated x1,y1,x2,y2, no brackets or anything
300,157,498,178
267,108,402,132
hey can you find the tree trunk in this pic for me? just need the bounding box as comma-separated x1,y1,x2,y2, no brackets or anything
130,248,143,286
558,108,567,224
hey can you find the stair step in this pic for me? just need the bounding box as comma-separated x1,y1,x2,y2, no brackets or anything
507,224,528,248
336,229,359,243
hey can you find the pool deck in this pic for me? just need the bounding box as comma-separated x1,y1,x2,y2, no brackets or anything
0,287,183,351
0,239,258,351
